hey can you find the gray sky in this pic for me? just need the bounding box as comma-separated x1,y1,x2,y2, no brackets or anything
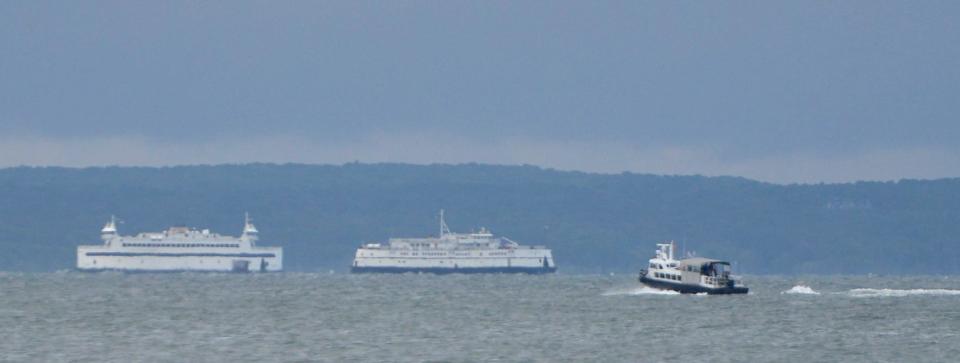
2,1,958,183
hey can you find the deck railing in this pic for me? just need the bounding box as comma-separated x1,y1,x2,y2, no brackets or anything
703,276,730,287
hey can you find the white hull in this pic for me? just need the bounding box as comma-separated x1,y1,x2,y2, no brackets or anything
77,246,283,272
352,248,554,271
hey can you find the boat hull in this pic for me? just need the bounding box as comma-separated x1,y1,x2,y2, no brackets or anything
351,266,557,274
639,275,748,295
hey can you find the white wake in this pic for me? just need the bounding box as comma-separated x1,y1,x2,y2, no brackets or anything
780,285,820,295
848,288,960,297
781,285,820,295
602,286,681,296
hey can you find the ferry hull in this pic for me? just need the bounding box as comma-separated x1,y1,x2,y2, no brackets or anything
351,266,557,274
76,250,283,273
75,268,278,274
639,275,748,295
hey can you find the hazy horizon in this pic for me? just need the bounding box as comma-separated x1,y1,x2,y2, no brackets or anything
3,159,960,186
3,1,958,183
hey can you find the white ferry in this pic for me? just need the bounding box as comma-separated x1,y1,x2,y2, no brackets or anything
77,214,282,273
638,241,747,294
351,210,556,274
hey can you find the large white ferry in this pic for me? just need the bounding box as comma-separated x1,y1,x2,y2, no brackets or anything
77,214,282,273
638,241,747,294
352,210,556,274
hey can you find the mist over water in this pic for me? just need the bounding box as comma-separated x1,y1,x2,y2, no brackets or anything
3,273,959,362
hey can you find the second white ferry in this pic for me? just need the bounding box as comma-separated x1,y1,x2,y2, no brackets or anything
77,214,283,273
352,210,556,274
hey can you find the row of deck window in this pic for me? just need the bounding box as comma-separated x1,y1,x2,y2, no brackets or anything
654,272,681,281
122,243,240,248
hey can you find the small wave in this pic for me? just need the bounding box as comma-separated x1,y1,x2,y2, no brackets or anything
602,286,680,296
781,285,820,295
848,288,960,297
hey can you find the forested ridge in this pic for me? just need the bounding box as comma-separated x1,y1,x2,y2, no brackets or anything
1,163,958,274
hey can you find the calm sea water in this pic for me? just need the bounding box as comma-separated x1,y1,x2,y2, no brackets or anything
2,273,959,362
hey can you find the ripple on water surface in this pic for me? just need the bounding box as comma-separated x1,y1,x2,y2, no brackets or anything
847,288,960,297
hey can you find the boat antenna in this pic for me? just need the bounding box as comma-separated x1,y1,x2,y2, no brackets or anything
439,209,451,237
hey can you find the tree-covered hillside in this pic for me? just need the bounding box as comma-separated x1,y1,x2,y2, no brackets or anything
1,163,957,274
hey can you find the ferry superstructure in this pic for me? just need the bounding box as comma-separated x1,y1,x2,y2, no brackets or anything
77,214,282,272
351,210,556,274
638,241,747,294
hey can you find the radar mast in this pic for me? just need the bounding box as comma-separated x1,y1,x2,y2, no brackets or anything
101,215,118,243
242,212,259,245
439,209,451,238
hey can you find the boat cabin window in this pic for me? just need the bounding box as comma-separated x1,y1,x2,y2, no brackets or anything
654,272,681,281
714,263,731,275
649,263,657,269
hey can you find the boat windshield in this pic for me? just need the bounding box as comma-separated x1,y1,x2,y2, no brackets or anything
704,262,731,276
714,263,731,275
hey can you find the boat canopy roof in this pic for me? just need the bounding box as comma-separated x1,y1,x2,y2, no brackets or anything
679,257,729,266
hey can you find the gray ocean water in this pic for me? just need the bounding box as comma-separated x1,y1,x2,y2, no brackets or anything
2,273,959,362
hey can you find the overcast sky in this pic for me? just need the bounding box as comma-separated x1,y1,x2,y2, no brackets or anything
2,1,958,183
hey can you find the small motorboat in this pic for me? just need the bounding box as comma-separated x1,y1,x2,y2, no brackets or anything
638,241,748,295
